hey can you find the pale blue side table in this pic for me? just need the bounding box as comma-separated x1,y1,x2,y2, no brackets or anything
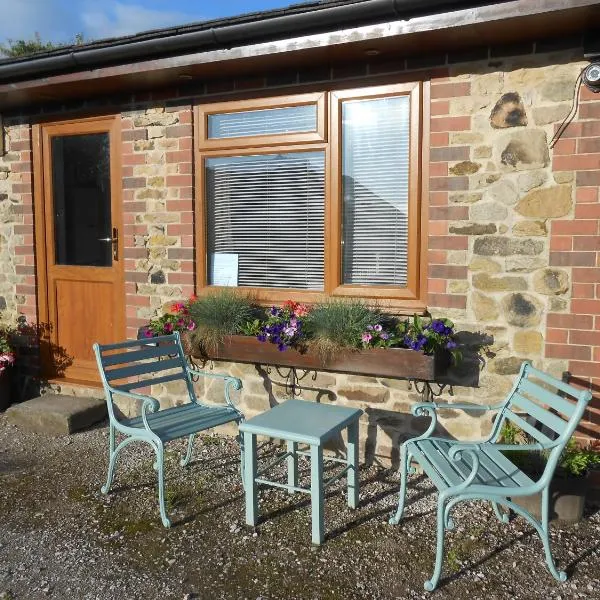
239,399,363,545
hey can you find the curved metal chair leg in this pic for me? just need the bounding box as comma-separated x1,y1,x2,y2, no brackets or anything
101,436,139,494
425,495,448,592
154,442,171,528
389,444,410,525
492,500,510,524
540,488,567,582
180,433,195,467
101,424,117,494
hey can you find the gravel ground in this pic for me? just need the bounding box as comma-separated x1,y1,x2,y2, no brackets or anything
0,414,599,600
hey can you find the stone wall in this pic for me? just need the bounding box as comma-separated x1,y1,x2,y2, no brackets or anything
2,43,599,459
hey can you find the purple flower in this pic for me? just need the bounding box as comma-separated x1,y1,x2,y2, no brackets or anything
374,324,382,332
446,340,457,350
278,343,286,351
381,333,389,340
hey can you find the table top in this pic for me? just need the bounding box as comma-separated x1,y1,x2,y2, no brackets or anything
239,399,362,445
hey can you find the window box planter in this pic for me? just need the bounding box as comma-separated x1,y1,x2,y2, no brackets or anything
200,334,445,381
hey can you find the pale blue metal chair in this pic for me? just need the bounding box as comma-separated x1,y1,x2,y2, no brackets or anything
390,362,592,591
93,332,243,527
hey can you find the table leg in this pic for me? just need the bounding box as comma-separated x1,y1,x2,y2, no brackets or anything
287,440,298,494
310,444,324,545
347,420,359,509
244,431,258,526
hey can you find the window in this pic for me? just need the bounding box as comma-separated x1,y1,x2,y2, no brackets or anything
195,83,424,308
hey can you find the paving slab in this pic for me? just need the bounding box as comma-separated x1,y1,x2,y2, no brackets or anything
5,394,107,435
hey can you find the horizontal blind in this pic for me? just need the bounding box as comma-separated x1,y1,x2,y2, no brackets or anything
206,152,325,290
342,95,410,286
208,105,317,139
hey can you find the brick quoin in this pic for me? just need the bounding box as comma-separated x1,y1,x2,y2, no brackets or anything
547,93,600,439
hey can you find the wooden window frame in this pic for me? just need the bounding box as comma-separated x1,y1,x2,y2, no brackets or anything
194,83,428,312
197,92,326,151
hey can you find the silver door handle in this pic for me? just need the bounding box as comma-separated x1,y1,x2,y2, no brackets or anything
98,237,112,242
98,227,119,260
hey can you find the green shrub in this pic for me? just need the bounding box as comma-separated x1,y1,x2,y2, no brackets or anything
188,289,255,354
304,300,379,363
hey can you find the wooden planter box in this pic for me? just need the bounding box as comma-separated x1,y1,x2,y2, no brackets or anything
201,335,442,381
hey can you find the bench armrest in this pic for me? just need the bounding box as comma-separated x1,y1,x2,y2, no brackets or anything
187,368,243,410
106,386,161,436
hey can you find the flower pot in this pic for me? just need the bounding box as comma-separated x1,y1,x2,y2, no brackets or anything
0,368,11,411
202,335,438,381
512,473,588,523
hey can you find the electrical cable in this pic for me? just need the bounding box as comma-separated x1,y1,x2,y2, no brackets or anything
548,69,584,149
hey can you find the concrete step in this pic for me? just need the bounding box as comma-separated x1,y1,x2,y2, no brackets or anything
5,394,107,435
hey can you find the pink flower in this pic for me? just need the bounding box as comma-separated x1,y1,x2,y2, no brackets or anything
164,322,174,333
374,324,383,332
187,321,196,331
362,333,372,343
144,329,154,338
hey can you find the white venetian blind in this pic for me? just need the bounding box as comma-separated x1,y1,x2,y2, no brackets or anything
341,95,410,286
208,105,317,138
206,152,325,289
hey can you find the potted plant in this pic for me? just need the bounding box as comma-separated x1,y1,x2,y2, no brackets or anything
141,298,197,354
500,422,600,522
0,320,16,410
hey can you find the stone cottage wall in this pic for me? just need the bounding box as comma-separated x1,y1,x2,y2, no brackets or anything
1,43,598,461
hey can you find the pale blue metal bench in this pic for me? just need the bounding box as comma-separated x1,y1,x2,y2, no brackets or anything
390,362,592,591
93,332,243,527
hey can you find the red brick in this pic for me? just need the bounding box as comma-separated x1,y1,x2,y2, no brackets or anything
576,187,598,203
430,146,470,162
578,137,600,154
168,248,194,260
554,154,600,171
546,328,568,343
122,153,146,166
126,294,151,307
549,251,595,267
167,224,194,236
581,121,600,137
429,265,467,279
579,103,600,119
569,361,600,379
428,250,447,264
430,206,469,220
430,116,471,132
168,273,194,284
546,343,591,361
580,87,600,101
166,150,191,163
575,203,600,218
427,293,467,309
123,247,147,259
431,100,450,115
166,174,193,187
550,236,572,251
572,282,595,298
12,183,31,194
572,267,600,283
552,138,576,155
178,110,193,124
429,191,448,206
123,177,146,189
427,279,446,293
555,122,581,138
428,235,468,250
166,200,193,212
430,82,471,99
570,330,600,346
122,129,147,142
430,132,449,147
547,313,594,329
165,124,193,138
178,137,193,151
573,236,600,251
572,299,600,314
430,162,448,176
125,271,148,283
430,176,469,192
9,140,30,151
552,220,598,235
428,221,448,235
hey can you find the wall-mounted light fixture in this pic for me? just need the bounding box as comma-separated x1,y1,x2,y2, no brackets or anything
582,62,600,93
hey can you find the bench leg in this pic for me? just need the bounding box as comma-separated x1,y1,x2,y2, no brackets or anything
540,488,567,582
287,441,298,494
389,443,409,525
153,441,171,528
310,444,324,545
101,424,117,494
244,432,258,526
347,421,359,509
180,433,195,467
424,495,448,592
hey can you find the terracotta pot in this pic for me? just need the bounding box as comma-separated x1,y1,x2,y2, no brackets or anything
0,368,11,411
200,334,438,381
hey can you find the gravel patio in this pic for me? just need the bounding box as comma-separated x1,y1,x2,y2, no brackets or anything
0,414,598,600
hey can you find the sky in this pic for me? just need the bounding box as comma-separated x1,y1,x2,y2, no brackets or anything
0,0,307,46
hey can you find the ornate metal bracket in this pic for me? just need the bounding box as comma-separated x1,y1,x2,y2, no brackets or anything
408,379,453,403
265,365,317,397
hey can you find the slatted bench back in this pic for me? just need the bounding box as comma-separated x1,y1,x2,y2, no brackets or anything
494,362,592,474
94,333,197,405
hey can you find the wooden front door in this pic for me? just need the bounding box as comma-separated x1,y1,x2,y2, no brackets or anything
34,116,124,384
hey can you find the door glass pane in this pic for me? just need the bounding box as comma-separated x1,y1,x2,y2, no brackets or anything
206,152,325,290
208,105,317,139
341,96,410,286
52,133,111,267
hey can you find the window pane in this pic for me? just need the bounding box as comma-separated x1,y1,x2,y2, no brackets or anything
206,152,325,290
208,105,317,139
52,133,112,267
341,96,410,286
